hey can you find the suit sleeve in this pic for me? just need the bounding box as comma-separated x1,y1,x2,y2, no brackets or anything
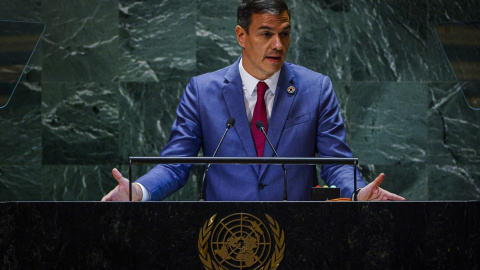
135,77,203,201
315,76,366,197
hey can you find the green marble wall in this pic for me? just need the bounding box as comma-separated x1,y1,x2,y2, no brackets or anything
0,0,479,201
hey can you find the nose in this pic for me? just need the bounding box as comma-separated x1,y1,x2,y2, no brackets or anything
271,34,283,51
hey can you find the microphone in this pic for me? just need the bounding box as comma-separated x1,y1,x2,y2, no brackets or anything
199,117,235,201
255,121,288,201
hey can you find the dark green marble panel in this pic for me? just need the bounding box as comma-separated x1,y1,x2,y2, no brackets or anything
42,82,120,165
196,0,240,75
0,43,42,201
428,82,480,165
428,164,480,200
0,82,41,165
427,0,480,25
288,0,350,81
41,0,119,82
41,165,117,201
0,165,42,201
348,0,430,81
118,82,182,160
0,0,41,21
347,82,428,165
118,0,196,82
427,102,458,165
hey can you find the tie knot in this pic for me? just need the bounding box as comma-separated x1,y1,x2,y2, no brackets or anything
257,81,268,97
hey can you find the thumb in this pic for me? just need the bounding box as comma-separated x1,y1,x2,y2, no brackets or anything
112,168,128,185
371,173,385,188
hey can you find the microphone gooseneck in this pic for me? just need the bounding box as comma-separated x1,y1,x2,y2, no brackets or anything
199,117,235,201
255,120,288,201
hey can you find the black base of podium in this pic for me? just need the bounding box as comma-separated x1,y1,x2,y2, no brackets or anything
1,201,479,269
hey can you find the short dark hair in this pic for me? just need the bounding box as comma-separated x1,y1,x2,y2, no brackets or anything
237,0,290,33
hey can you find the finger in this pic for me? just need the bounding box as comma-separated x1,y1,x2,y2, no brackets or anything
371,173,385,187
374,188,406,201
101,188,115,201
387,192,406,201
112,168,128,185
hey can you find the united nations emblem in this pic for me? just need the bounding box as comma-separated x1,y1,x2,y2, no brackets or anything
198,213,285,270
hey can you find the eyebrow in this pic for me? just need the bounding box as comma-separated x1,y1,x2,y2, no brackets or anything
257,25,291,31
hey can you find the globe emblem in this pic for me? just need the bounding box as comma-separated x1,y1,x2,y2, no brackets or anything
210,213,272,269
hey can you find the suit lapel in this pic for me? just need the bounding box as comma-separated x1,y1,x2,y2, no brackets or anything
259,63,297,178
222,59,259,175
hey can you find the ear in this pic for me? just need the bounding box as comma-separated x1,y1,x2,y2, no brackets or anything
236,25,247,48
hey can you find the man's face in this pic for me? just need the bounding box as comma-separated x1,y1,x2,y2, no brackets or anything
236,10,291,80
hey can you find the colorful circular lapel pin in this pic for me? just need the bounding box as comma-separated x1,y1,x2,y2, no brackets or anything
287,86,295,94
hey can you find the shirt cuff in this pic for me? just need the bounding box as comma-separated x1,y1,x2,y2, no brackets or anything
137,183,151,201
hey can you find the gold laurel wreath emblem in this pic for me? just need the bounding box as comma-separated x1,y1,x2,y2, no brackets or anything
198,213,285,270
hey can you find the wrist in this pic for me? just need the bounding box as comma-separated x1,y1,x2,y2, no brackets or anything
352,188,362,201
133,183,143,201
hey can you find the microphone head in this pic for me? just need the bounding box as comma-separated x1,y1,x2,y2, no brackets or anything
226,117,235,128
255,120,265,130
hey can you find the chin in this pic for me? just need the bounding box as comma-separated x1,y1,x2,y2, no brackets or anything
268,65,283,73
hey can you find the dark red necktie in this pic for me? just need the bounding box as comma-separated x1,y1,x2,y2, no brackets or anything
252,81,268,157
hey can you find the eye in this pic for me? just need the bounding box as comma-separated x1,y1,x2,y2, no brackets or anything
262,32,272,37
282,31,290,37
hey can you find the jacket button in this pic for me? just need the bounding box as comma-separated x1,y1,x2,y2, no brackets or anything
258,183,265,190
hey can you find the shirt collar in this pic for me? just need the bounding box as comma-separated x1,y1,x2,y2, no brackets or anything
239,57,280,96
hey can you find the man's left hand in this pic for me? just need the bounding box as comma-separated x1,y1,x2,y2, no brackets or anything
357,173,406,201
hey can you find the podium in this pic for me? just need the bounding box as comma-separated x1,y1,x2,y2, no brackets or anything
1,201,479,269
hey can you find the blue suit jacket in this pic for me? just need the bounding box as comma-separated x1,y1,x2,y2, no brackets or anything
137,57,365,201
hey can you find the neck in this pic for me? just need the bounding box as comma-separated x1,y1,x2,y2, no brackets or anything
241,56,277,81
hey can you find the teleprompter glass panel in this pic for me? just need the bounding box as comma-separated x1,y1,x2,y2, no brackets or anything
0,20,45,108
434,22,480,109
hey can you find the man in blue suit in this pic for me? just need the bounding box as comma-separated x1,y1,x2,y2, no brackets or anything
102,0,405,202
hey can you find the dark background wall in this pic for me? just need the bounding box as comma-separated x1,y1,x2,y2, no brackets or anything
0,0,479,201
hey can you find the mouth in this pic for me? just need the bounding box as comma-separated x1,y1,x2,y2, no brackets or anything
265,56,283,63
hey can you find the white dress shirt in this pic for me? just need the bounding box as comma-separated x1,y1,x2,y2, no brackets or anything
239,58,280,127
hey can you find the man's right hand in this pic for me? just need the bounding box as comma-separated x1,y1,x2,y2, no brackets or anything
101,168,143,201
